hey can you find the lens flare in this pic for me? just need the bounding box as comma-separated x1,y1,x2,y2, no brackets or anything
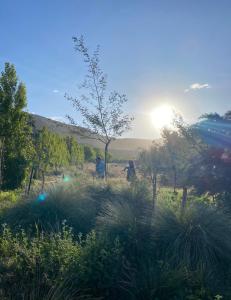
37,192,48,203
63,175,71,183
194,119,231,148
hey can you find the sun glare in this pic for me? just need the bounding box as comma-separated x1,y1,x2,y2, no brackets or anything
151,104,175,130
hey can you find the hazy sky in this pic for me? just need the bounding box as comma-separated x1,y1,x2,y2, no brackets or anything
1,0,231,138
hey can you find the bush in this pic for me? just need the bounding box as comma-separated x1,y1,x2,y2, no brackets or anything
0,224,124,299
0,184,103,235
153,203,231,296
0,182,126,235
97,180,153,259
0,223,82,299
96,183,231,298
74,231,125,299
0,190,19,203
0,190,19,211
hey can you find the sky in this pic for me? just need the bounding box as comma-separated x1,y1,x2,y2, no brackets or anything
1,0,231,139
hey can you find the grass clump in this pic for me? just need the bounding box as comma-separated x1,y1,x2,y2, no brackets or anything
0,183,102,235
0,181,231,299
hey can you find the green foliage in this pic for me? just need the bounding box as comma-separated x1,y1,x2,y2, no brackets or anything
0,190,19,212
74,231,124,298
0,191,18,203
3,151,29,189
66,136,84,166
0,62,33,190
154,204,231,274
0,223,95,299
84,145,96,162
161,128,197,189
33,127,70,173
97,181,153,257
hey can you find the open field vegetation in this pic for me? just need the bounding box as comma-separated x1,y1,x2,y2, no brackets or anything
0,179,230,299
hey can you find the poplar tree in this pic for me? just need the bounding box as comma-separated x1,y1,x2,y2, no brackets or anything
0,62,33,190
65,136,84,167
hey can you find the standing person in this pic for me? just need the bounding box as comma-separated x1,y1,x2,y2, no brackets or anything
96,156,105,179
124,160,136,182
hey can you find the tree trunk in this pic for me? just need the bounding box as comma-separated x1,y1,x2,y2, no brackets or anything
173,167,177,193
181,186,188,210
41,170,45,192
27,166,34,195
104,142,110,180
0,138,5,190
152,174,157,211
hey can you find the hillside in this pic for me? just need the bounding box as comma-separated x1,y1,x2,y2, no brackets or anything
31,114,153,159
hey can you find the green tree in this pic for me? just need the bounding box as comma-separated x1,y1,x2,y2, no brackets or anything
51,134,70,173
162,130,193,182
66,136,84,167
27,128,72,194
32,128,71,191
34,127,53,191
66,36,133,179
161,128,197,209
0,62,33,190
83,145,96,162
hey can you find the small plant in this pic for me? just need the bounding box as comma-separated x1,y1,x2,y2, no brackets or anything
0,190,19,202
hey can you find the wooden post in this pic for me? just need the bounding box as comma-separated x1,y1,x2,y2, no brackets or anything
0,138,5,190
41,170,45,192
104,142,110,180
152,174,157,211
181,186,188,210
27,166,34,195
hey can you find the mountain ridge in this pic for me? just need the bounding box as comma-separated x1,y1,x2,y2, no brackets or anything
30,114,153,159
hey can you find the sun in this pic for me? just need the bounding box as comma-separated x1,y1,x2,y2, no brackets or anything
151,104,175,129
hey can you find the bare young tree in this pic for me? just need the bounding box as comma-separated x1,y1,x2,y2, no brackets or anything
65,36,133,178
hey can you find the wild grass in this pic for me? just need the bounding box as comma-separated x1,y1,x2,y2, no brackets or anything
0,180,231,299
0,182,101,235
